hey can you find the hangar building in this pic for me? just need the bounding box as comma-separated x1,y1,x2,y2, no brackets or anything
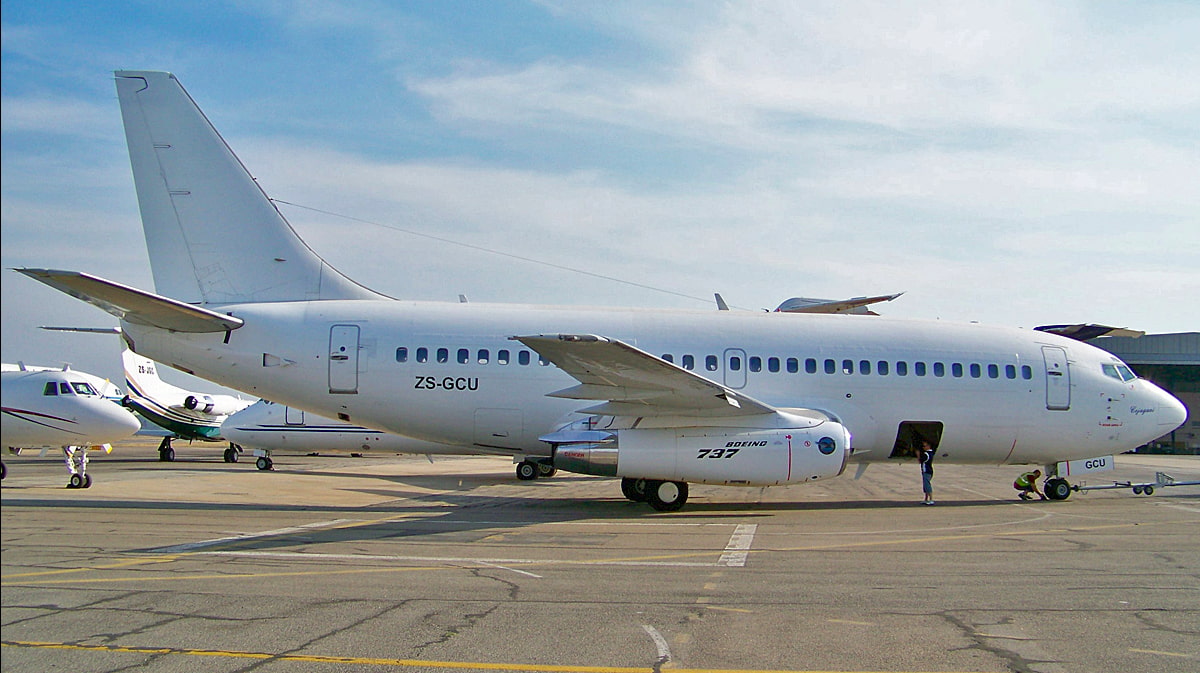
1094,332,1198,454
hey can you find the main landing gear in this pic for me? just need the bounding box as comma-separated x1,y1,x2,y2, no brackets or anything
158,436,177,462
621,477,688,512
515,460,556,481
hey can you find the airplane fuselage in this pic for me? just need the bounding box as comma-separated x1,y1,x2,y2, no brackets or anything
123,300,1183,467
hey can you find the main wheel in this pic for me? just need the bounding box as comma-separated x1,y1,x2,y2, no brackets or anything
82,474,93,488
256,456,273,471
1045,478,1071,501
68,473,84,489
645,480,688,512
537,464,557,478
621,477,647,502
160,447,176,462
516,461,539,481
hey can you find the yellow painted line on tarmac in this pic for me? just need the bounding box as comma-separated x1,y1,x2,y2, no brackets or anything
0,639,988,673
2,555,178,579
1128,648,1194,659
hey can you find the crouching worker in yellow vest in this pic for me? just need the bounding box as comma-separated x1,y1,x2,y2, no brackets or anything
1014,469,1046,500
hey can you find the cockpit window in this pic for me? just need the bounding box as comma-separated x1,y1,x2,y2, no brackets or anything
43,382,59,396
70,382,99,396
1102,363,1137,382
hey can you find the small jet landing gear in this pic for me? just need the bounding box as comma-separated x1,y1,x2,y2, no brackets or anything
158,436,176,462
64,446,93,489
223,444,241,463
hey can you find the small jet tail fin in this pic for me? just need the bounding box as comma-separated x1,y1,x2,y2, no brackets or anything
114,71,385,305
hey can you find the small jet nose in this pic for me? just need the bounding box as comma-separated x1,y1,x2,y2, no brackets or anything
103,405,143,438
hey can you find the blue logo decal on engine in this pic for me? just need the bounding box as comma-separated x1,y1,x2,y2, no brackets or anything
817,437,836,455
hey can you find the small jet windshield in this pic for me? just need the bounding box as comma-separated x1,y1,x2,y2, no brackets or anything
69,381,99,396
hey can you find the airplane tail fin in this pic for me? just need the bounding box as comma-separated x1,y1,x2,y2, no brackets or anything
114,71,385,305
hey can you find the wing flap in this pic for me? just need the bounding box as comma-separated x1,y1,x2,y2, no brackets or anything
17,269,243,333
512,334,776,418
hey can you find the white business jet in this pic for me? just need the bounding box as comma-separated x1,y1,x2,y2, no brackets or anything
121,348,253,463
2,364,141,486
220,400,514,472
17,71,1188,510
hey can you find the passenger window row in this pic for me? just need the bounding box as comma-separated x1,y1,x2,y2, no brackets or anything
661,354,1034,381
396,345,1034,382
396,347,550,366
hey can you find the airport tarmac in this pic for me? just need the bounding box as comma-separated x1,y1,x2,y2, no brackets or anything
2,440,1197,673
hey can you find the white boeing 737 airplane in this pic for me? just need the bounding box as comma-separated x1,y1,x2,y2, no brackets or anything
18,71,1187,510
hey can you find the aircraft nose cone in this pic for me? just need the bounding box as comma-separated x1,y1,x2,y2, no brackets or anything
1160,390,1188,431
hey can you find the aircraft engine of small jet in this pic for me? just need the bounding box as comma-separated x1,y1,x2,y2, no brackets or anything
183,394,244,416
545,415,851,486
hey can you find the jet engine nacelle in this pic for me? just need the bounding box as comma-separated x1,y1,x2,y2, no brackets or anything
550,419,851,487
182,394,242,416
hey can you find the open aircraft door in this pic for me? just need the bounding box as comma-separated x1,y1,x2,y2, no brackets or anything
1042,346,1070,411
329,325,360,394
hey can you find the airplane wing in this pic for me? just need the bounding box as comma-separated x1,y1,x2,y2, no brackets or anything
16,269,243,333
774,292,903,315
1034,324,1145,341
511,334,776,418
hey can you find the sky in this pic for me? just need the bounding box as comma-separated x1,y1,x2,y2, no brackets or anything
2,0,1198,390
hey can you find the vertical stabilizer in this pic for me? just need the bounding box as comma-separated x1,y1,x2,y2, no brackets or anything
115,71,385,304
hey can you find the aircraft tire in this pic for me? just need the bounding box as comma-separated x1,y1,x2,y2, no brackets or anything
537,464,557,478
1045,478,1071,501
621,477,647,502
645,480,688,512
83,474,93,488
256,457,273,471
1,461,6,480
160,447,176,462
68,474,84,489
516,461,539,481
1143,485,1154,496
1132,486,1143,495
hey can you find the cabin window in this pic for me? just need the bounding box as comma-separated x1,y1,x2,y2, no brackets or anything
437,348,449,364
769,357,781,373
951,363,963,378
477,349,489,365
824,359,836,374
859,360,871,375
842,359,854,375
729,356,742,372
878,360,889,376
1021,365,1033,380
682,354,695,370
662,354,674,363
416,347,429,363
914,362,926,376
896,361,908,376
706,355,719,371
457,348,469,364
988,364,999,379
519,351,531,366
933,362,945,377
498,349,510,365
786,358,799,374
1005,364,1017,379
396,347,408,363
43,382,58,396
749,356,762,372
806,358,817,374
970,363,981,378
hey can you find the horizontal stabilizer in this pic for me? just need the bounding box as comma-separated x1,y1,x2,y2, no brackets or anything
16,269,243,333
